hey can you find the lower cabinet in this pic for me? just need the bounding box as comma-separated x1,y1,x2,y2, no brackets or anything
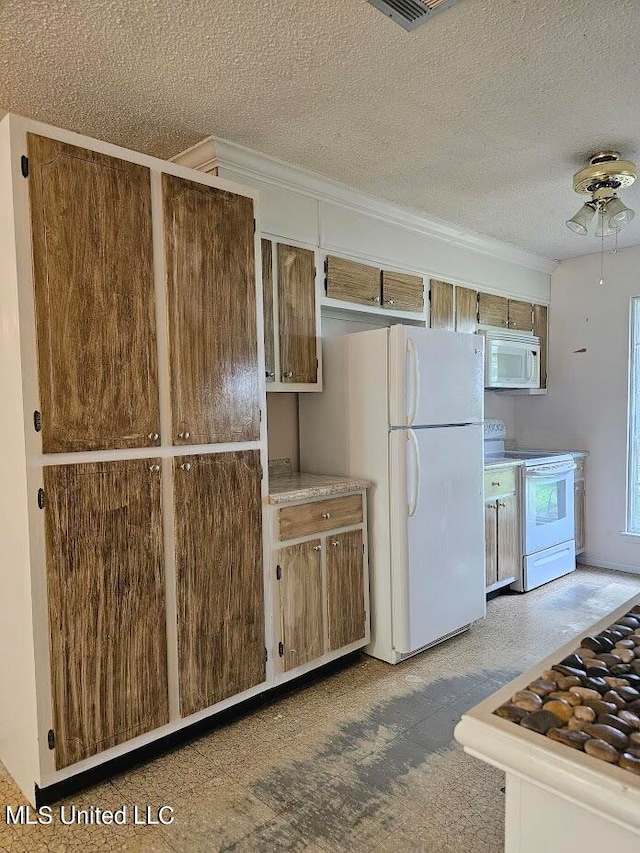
43,459,169,770
174,450,265,717
273,491,369,676
327,530,366,651
484,467,520,591
278,540,324,671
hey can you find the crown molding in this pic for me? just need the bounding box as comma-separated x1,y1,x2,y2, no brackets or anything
172,136,558,276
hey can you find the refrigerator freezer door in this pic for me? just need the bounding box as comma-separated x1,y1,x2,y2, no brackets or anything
390,424,486,655
389,326,484,428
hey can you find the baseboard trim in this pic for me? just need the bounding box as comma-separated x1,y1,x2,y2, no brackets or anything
34,651,361,807
577,556,640,575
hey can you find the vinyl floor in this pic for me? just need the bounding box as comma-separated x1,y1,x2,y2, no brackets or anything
1,565,639,852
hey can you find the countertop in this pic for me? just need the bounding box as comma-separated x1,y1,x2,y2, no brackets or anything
454,593,640,833
268,472,372,505
484,458,523,470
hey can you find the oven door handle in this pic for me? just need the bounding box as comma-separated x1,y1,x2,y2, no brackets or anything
526,462,577,477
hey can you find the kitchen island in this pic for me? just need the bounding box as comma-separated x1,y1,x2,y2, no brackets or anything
455,594,640,852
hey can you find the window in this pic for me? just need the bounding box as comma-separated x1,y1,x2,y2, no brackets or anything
627,298,640,532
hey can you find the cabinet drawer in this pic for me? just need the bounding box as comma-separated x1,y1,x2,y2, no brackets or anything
278,494,363,540
574,457,586,479
484,467,517,498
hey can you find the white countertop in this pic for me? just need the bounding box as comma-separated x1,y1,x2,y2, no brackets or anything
454,594,640,835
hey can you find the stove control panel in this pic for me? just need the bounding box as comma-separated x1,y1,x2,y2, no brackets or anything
484,419,506,440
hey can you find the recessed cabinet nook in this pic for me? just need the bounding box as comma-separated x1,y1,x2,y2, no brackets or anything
0,114,369,807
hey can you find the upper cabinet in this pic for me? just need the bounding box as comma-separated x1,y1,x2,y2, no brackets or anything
261,238,321,392
326,255,425,317
163,175,261,443
455,286,478,334
533,303,548,389
326,255,380,306
508,299,534,332
478,292,508,328
429,279,454,330
381,270,424,313
28,135,160,453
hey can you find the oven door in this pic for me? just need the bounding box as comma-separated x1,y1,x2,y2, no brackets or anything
523,461,576,555
485,338,540,389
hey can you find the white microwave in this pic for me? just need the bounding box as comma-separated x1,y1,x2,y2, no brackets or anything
482,330,540,389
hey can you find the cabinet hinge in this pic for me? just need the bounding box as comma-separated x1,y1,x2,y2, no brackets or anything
33,410,42,432
278,641,284,657
37,488,45,510
47,729,55,750
276,564,282,580
253,218,256,233
324,258,328,293
21,155,29,178
265,647,268,663
362,542,365,554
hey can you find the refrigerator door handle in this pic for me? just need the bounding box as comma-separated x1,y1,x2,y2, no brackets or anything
407,337,419,426
407,429,420,517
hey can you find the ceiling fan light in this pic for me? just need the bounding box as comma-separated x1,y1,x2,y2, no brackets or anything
566,203,596,235
595,208,620,238
606,196,635,228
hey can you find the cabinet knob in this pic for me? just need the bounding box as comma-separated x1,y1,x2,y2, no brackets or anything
322,512,331,519
282,372,293,379
332,540,341,547
313,544,322,551
499,501,506,508
385,300,395,306
180,462,192,472
371,296,380,303
266,371,275,378
491,481,500,487
149,464,161,473
178,431,191,440
148,432,160,442
503,320,508,327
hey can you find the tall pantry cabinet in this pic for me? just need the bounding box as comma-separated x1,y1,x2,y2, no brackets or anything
0,114,268,805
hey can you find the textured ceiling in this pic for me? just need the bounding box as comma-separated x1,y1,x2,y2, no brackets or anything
2,0,640,261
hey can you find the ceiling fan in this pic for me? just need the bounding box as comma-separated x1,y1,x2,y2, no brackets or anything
566,151,636,237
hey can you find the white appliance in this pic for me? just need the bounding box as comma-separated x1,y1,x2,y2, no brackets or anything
299,326,486,664
482,329,540,389
484,420,576,592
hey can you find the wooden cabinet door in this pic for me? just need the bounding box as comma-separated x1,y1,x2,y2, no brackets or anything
508,300,533,332
28,134,160,453
381,270,424,312
575,479,585,553
327,530,366,651
261,239,276,383
485,501,498,587
163,174,260,445
497,495,519,582
455,286,478,334
326,256,381,306
278,243,317,384
429,280,454,330
478,293,508,328
44,459,168,770
277,539,324,671
174,451,265,717
533,303,548,388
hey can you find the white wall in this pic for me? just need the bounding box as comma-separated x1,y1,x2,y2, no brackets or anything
514,245,640,573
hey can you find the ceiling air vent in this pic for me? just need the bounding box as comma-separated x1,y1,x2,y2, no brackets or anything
367,0,462,31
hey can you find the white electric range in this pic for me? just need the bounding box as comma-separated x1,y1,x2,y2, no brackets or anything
484,420,576,591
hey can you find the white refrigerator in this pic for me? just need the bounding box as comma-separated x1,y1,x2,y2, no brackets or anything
299,325,485,664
